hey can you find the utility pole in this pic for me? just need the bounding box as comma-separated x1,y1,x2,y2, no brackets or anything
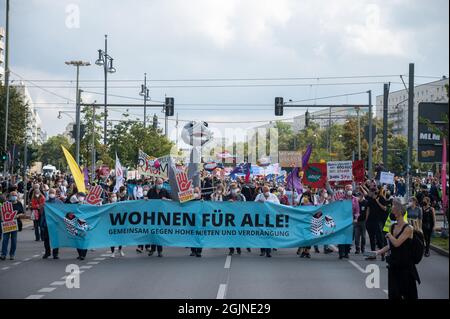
2,0,10,182
382,83,390,169
95,34,116,145
91,104,96,182
368,90,373,179
356,106,361,160
75,89,83,165
406,63,415,198
65,60,90,165
139,73,150,128
23,111,28,208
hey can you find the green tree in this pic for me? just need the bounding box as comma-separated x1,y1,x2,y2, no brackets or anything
108,113,174,168
0,85,28,160
38,134,71,168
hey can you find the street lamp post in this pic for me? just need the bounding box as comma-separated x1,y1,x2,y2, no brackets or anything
95,34,116,145
65,60,90,165
139,73,151,128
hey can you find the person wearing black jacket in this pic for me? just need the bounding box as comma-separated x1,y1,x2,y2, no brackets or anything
41,188,61,259
147,178,171,257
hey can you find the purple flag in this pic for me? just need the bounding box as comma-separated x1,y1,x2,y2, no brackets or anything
302,144,312,168
83,167,90,187
286,167,303,194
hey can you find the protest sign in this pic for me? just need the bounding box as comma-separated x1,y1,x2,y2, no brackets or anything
278,151,302,168
1,202,18,234
380,171,395,185
327,161,353,182
302,163,327,188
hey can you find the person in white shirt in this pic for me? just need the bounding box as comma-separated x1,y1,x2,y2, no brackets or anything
254,186,280,204
133,181,144,200
254,186,279,258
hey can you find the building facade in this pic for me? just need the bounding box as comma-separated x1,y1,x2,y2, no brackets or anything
13,83,47,145
375,77,449,148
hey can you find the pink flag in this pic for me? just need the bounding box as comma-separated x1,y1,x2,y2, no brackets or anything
442,138,447,210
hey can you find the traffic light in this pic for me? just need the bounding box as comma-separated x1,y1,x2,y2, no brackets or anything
275,97,283,116
165,97,174,116
305,110,310,127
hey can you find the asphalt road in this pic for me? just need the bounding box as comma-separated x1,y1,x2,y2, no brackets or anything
0,225,448,299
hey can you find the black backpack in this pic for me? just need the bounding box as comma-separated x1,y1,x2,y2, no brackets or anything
411,228,425,264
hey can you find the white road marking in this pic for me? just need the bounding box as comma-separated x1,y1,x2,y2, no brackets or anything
33,254,40,258
23,258,31,262
93,258,105,261
26,295,44,299
80,265,92,269
100,254,111,257
224,256,232,269
348,260,366,274
50,281,66,286
38,287,56,293
12,262,21,266
1,267,10,270
216,284,227,299
87,261,99,265
60,276,68,280
329,244,339,252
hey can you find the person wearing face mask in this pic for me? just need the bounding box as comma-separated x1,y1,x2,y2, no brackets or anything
254,186,279,258
421,197,436,257
41,188,61,259
211,184,225,202
70,191,86,204
407,197,422,229
146,178,171,257
109,194,124,258
133,181,144,200
31,189,46,241
0,191,25,260
277,187,289,205
338,186,359,259
354,192,369,254
190,187,204,257
225,183,246,255
375,198,420,299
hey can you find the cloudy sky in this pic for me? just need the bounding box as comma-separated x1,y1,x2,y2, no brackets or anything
1,0,449,144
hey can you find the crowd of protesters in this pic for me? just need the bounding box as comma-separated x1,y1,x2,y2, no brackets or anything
0,169,446,263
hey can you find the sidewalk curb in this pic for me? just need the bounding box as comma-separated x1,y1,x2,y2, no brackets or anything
430,244,449,257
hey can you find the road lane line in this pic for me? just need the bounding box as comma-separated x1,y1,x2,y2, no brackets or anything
33,254,40,258
1,267,10,270
93,258,105,261
38,287,56,293
87,261,100,265
100,254,111,257
80,265,92,269
50,281,66,286
216,284,227,299
26,295,44,299
23,258,31,261
61,276,68,279
348,260,366,274
224,256,232,269
12,262,21,266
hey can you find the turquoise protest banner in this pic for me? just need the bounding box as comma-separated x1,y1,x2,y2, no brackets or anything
45,200,353,249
